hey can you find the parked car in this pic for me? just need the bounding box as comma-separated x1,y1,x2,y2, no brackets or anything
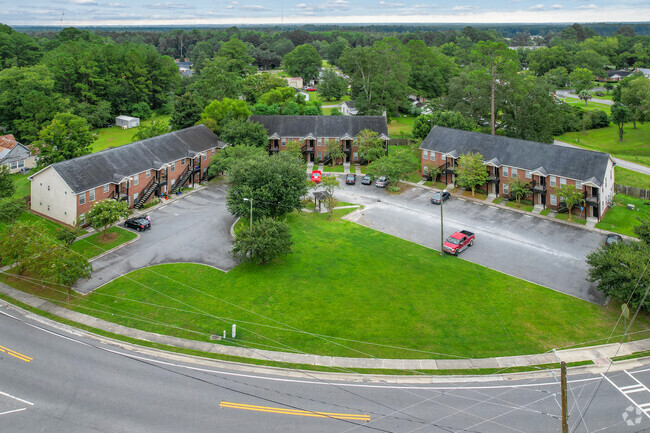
375,176,390,188
311,170,322,183
443,230,475,256
605,233,623,247
124,217,151,232
361,174,372,185
431,191,451,205
345,174,356,185
304,86,317,91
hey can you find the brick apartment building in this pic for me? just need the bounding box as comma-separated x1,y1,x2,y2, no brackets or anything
249,115,389,163
30,125,227,226
420,126,615,220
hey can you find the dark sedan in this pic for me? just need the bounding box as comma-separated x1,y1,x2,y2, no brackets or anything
124,217,151,231
605,233,622,247
431,191,451,205
345,174,356,185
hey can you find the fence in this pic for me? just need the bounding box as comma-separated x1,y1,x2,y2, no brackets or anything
615,184,650,199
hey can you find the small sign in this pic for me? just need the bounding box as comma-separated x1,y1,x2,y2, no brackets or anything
580,206,584,211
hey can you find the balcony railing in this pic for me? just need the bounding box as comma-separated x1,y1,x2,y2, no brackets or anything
531,180,546,193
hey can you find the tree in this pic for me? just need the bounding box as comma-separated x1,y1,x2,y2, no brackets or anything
456,152,489,196
471,41,519,135
200,98,251,133
367,147,419,191
208,144,266,177
32,240,92,301
570,67,594,94
318,68,347,101
507,177,531,204
0,220,49,274
604,82,614,94
325,139,345,166
231,217,293,265
216,38,255,78
86,199,130,239
132,121,169,141
0,164,15,199
283,44,322,82
285,141,303,160
319,175,341,220
356,129,386,163
621,77,650,129
578,89,592,106
170,92,202,131
634,217,650,245
587,240,650,311
35,112,95,167
544,66,570,88
226,152,307,220
220,118,267,147
611,102,631,142
412,111,475,140
554,183,584,220
241,72,287,103
405,40,458,99
188,59,241,105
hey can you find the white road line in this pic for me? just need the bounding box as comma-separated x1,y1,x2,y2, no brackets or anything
0,408,27,416
601,373,650,420
0,390,34,406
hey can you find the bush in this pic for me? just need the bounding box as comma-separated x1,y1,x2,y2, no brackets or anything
589,110,610,129
0,198,25,223
56,228,77,246
131,102,153,120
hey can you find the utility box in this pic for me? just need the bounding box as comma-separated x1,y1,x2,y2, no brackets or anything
628,204,636,211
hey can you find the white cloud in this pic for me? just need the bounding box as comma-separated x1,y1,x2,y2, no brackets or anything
577,3,598,8
70,0,97,4
144,2,188,9
108,3,127,7
529,4,545,10
551,4,563,8
452,5,479,10
378,1,404,7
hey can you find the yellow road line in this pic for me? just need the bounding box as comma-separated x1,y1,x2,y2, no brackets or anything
220,401,370,421
0,345,32,363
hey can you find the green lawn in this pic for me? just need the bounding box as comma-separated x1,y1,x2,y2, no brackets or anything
7,208,647,360
555,96,612,114
615,166,650,190
590,91,614,101
506,201,533,212
596,194,650,237
387,116,416,137
322,165,345,173
10,173,31,199
92,115,171,153
0,211,84,238
70,226,137,259
556,212,587,225
556,122,650,167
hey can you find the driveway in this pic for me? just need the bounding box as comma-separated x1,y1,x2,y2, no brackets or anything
335,177,607,304
75,183,238,294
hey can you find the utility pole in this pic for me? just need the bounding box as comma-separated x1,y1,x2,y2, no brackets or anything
561,361,568,433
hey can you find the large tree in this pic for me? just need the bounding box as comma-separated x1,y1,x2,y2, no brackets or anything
231,217,293,265
456,152,489,196
132,120,169,141
611,102,631,142
283,44,322,82
620,76,650,129
412,111,475,140
35,112,95,167
226,152,307,220
208,144,266,177
188,58,241,105
355,129,386,163
0,164,15,199
569,67,595,94
318,68,347,101
404,40,458,99
470,41,519,135
215,38,255,78
367,147,419,191
200,98,251,133
325,139,345,166
86,199,130,239
220,119,267,148
170,92,202,131
554,183,584,220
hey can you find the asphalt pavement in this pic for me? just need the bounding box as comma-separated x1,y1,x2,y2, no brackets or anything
335,178,607,304
75,183,238,293
2,302,649,433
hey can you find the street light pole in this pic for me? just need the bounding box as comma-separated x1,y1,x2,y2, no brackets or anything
243,198,253,231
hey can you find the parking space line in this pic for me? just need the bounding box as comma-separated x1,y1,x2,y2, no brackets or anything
0,390,34,406
602,371,650,419
0,408,27,416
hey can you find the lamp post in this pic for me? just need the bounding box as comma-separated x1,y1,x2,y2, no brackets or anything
243,198,253,231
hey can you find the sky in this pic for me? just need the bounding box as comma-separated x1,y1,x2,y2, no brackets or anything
4,0,649,26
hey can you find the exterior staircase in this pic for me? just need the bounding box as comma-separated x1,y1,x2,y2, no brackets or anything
169,165,192,195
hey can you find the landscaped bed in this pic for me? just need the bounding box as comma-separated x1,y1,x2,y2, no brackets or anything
4,208,649,361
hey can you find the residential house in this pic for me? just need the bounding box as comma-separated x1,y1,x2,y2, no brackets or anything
30,125,227,227
338,101,358,116
596,70,633,82
419,126,615,220
635,68,650,79
0,134,37,173
286,77,304,89
249,115,389,164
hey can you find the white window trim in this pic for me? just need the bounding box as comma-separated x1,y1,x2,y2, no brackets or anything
550,194,557,205
525,170,531,179
89,190,95,202
576,180,582,190
503,183,509,194
79,194,86,205
560,177,567,186
103,185,109,193
133,176,139,186
503,166,509,177
145,170,151,178
550,177,557,187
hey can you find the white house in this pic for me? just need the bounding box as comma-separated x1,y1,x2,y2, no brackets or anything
0,134,37,173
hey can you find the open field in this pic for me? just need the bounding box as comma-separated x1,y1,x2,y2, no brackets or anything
615,166,650,190
596,194,650,237
5,208,647,360
387,115,416,137
92,115,171,153
556,122,650,167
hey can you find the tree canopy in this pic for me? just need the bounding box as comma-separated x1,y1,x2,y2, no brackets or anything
35,112,95,167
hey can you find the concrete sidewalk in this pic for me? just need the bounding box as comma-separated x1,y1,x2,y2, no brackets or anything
0,281,647,372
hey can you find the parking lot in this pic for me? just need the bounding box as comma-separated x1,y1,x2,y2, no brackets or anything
75,183,238,294
334,174,607,304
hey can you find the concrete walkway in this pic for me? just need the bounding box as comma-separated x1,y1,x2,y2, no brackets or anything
0,282,647,371
554,139,650,176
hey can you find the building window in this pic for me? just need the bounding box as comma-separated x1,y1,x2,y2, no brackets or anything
317,151,322,159
133,192,139,202
89,190,95,202
103,185,109,193
47,185,50,191
79,194,85,205
181,159,185,166
47,205,50,211
202,154,206,161
550,194,557,205
171,163,175,172
525,170,531,179
503,166,509,177
282,138,286,146
560,177,566,186
576,180,582,190
353,152,358,161
171,179,176,186
503,183,509,194
423,150,429,160
133,176,139,186
146,170,151,178
10,162,17,169
512,169,517,178
18,160,24,168
550,176,556,187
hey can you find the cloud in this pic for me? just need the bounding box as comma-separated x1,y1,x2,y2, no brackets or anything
225,2,266,11
577,3,598,8
70,0,97,4
551,4,563,8
294,0,352,13
108,3,127,7
144,2,189,9
529,4,545,10
452,5,479,10
378,1,404,7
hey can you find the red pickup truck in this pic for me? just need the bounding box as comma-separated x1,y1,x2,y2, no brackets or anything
443,230,475,256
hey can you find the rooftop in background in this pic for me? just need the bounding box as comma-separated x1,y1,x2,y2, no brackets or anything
249,115,388,139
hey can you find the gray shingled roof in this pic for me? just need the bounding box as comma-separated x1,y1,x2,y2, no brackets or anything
248,115,388,138
420,126,612,185
49,124,227,194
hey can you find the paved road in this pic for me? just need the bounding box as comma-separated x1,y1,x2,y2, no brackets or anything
556,89,614,105
75,184,238,293
2,302,649,433
335,178,606,304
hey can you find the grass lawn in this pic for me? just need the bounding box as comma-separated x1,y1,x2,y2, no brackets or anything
615,166,650,190
10,173,31,199
70,226,137,259
596,194,650,237
424,180,448,190
322,165,345,173
92,115,171,153
462,190,488,201
540,209,551,216
556,97,612,114
387,116,416,137
0,211,85,238
7,208,649,360
556,212,587,225
506,201,533,212
556,122,650,167
590,91,613,101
